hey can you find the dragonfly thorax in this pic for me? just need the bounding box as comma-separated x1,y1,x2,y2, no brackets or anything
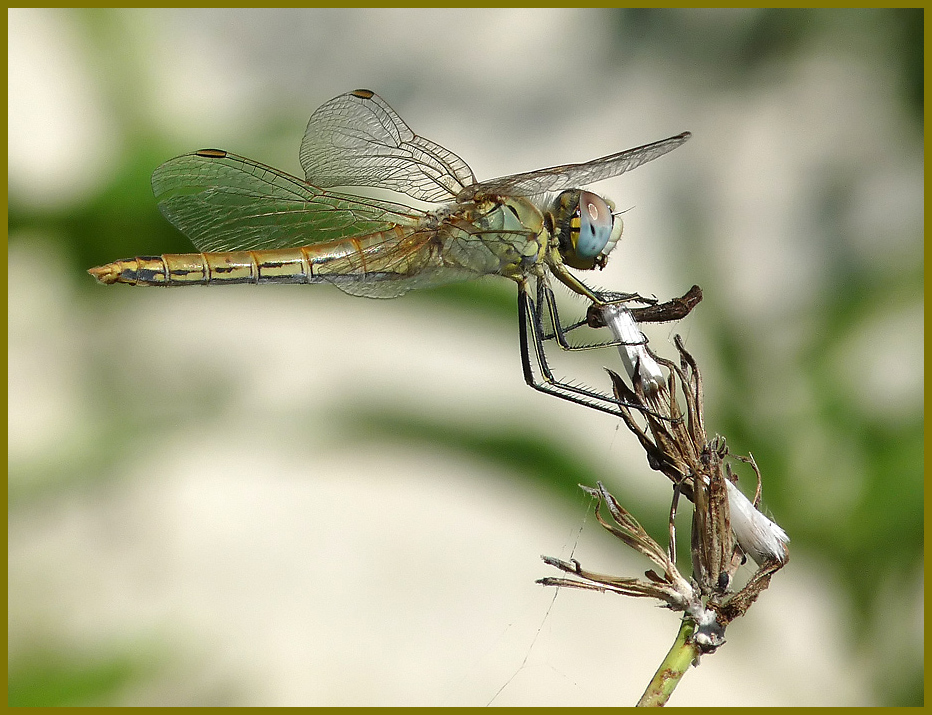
549,190,623,271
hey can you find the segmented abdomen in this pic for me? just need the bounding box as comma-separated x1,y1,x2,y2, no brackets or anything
88,234,395,287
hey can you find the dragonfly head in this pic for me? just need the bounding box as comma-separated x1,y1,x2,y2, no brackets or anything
550,190,623,271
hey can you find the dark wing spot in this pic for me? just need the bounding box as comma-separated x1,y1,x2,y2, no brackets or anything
195,149,228,158
351,89,375,99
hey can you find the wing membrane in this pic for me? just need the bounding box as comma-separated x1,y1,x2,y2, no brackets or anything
299,89,476,203
459,131,691,200
319,227,481,299
151,150,424,253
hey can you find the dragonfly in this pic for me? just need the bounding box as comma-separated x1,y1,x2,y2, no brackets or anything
89,89,691,416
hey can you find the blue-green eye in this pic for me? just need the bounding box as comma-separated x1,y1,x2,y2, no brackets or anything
575,191,613,259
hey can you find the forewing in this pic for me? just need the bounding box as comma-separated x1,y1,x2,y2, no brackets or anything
459,131,691,200
151,150,423,253
299,89,477,203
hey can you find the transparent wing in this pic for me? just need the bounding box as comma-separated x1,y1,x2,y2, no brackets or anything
459,131,691,200
309,211,537,299
151,150,425,253
299,89,477,204
320,227,483,299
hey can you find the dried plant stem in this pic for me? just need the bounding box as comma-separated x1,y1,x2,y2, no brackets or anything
637,618,699,707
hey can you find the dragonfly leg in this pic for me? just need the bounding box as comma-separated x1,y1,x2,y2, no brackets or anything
517,281,666,419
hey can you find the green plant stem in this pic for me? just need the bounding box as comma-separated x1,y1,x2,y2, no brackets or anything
637,617,699,706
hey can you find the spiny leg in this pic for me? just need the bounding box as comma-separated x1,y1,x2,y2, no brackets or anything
517,281,664,418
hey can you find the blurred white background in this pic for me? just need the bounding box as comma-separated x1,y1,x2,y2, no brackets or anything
8,8,922,706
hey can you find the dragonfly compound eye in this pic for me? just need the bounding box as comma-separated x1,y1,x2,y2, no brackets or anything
554,190,622,270
575,191,614,261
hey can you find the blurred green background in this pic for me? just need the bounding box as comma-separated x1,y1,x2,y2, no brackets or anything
8,8,923,706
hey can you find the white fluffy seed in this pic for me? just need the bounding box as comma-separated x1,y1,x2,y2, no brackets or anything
601,303,665,395
725,479,789,565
